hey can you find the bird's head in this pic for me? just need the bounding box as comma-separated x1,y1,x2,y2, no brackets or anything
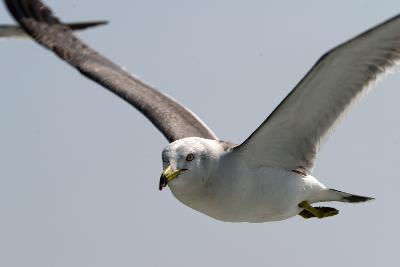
159,137,227,192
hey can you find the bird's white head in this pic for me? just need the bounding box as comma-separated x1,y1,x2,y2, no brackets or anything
159,137,229,197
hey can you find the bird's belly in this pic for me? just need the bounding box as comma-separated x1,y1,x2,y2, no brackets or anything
171,167,306,223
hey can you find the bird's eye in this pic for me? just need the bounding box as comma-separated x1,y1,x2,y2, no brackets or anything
186,153,194,161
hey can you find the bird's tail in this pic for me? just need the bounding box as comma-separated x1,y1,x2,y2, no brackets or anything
329,189,374,203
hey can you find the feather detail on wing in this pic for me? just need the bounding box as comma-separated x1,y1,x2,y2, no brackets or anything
0,21,107,38
234,14,400,173
4,0,217,142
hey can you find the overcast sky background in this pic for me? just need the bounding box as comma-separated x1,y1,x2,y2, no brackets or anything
1,1,400,266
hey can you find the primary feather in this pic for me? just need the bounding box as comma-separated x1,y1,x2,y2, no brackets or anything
234,14,400,173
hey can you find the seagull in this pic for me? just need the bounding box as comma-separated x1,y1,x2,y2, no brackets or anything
5,0,400,222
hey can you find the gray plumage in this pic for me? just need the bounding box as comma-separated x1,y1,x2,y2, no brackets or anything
4,0,217,143
234,14,400,173
0,21,107,38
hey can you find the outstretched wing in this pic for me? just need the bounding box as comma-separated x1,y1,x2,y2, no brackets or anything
233,14,400,173
0,21,107,38
4,0,217,143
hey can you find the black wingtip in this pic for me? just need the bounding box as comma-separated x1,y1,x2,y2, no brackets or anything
66,20,109,31
5,0,108,30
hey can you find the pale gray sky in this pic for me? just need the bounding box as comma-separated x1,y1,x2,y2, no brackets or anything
1,1,399,266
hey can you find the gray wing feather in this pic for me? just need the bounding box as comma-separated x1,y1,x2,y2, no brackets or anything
0,21,107,38
4,0,217,143
0,25,26,37
234,14,400,173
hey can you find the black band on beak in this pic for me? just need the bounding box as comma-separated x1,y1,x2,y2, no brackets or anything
159,174,168,191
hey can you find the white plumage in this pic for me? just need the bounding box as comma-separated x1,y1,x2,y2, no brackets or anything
161,15,400,222
164,137,354,222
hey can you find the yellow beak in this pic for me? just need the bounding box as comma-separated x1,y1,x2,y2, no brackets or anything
159,165,182,190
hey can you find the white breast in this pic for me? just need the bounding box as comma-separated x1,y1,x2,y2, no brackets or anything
170,153,320,223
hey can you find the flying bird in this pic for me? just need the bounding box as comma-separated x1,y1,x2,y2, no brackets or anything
5,0,400,222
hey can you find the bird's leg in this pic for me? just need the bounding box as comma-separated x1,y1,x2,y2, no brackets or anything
298,201,338,219
299,201,322,218
298,209,316,219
